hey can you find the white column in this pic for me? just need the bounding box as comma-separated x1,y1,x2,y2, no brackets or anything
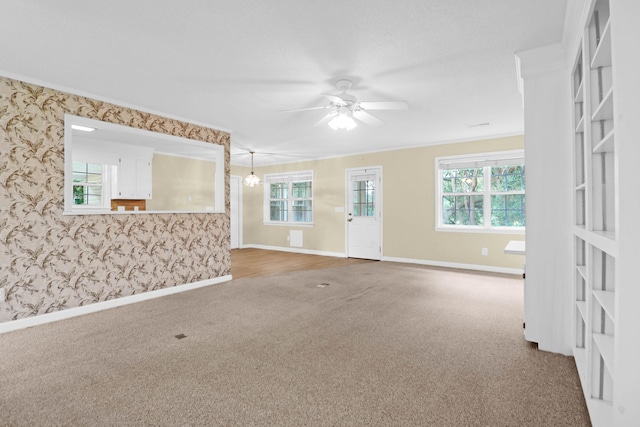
516,44,573,355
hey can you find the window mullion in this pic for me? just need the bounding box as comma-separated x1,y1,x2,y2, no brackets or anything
288,181,293,223
484,166,491,228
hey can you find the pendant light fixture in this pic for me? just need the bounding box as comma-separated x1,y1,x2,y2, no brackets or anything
243,151,262,187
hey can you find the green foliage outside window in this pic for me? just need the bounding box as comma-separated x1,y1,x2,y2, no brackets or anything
73,185,86,205
441,164,525,228
72,162,104,206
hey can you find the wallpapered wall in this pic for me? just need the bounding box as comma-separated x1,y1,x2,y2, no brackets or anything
0,76,231,322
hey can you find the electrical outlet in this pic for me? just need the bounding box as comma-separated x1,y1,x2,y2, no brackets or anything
481,248,488,256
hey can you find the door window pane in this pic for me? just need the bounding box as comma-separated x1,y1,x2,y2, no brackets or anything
353,180,375,217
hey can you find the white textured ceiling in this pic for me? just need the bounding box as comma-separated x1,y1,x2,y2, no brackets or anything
0,0,568,166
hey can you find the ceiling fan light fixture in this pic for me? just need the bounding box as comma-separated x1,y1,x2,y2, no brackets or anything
285,78,407,130
328,109,357,131
243,151,263,187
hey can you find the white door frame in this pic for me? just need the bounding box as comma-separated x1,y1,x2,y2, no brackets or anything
345,166,383,260
230,175,243,249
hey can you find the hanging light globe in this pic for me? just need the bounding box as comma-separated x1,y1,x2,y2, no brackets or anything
243,151,262,187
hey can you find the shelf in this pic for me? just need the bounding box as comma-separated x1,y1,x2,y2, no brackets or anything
592,129,614,154
576,265,587,280
574,80,584,102
592,87,614,122
593,333,615,374
583,235,618,260
575,116,585,133
593,290,615,319
574,228,617,257
503,240,525,255
574,225,587,238
593,229,616,243
576,300,587,320
591,19,612,69
571,3,621,423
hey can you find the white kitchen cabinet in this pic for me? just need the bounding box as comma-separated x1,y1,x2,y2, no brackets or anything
112,156,152,200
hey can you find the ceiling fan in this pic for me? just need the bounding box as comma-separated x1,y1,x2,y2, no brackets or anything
284,79,409,130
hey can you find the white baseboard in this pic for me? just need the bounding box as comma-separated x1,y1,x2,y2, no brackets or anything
240,246,522,275
382,256,524,276
0,275,233,334
241,244,346,258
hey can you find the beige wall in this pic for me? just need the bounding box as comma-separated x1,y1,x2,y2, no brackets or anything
232,135,525,271
0,76,230,323
147,154,216,211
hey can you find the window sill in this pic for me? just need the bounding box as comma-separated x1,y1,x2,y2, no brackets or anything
263,222,314,227
435,226,525,235
64,209,226,215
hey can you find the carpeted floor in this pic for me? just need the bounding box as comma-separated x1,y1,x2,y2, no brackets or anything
0,263,590,426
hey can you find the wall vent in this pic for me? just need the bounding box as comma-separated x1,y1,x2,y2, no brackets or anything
290,230,303,247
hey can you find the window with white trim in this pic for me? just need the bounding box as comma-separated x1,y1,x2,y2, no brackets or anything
436,151,525,232
264,171,313,225
72,161,110,208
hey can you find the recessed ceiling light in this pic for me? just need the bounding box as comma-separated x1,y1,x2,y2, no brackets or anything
71,124,96,132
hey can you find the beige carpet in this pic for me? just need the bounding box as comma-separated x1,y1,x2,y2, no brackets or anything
0,263,589,426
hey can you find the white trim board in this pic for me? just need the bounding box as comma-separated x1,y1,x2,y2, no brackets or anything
382,256,524,276
241,244,346,259
241,245,523,276
0,275,232,334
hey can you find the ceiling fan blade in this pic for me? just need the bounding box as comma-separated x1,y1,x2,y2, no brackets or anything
313,111,338,127
358,101,409,110
353,110,383,127
281,106,329,113
321,93,348,106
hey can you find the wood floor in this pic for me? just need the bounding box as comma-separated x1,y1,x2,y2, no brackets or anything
230,248,374,279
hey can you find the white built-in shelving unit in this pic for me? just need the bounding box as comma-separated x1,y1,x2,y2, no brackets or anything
570,0,628,424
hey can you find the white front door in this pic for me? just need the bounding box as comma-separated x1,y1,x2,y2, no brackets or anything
230,175,241,249
346,167,382,260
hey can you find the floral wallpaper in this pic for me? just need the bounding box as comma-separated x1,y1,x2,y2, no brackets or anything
0,77,230,322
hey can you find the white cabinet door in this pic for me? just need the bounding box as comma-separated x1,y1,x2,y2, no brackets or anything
113,157,153,199
117,157,137,198
136,159,152,199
